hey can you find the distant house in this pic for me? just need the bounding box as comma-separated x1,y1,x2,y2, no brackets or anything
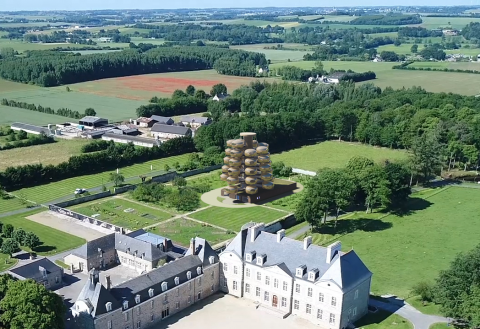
10,122,52,136
212,93,230,101
79,116,108,128
102,133,160,148
133,117,155,128
8,258,63,290
151,123,192,140
320,72,346,84
97,37,112,43
258,67,269,74
179,115,212,128
110,125,138,136
442,29,459,36
150,115,174,125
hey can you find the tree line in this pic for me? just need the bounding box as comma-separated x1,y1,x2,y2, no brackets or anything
1,99,83,119
349,14,422,25
0,46,266,86
0,132,54,151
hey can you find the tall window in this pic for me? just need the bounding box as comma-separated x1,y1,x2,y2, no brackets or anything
281,297,287,307
233,281,238,290
223,263,228,272
188,295,191,304
265,276,270,285
257,272,261,281
223,278,227,288
176,302,180,309
198,277,201,286
108,320,112,329
308,287,312,297
246,268,250,277
294,300,299,310
329,313,336,324
317,309,323,320
274,278,278,288
353,307,357,316
211,285,214,292
264,291,269,302
306,304,312,314
150,300,154,309
137,321,141,329
283,281,288,291
256,287,260,297
354,290,359,300
331,297,337,307
245,283,250,293
124,312,129,321
319,292,324,302
295,283,300,293
234,266,238,274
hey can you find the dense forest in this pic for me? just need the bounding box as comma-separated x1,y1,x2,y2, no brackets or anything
0,46,266,86
461,22,480,41
349,14,422,25
398,26,443,38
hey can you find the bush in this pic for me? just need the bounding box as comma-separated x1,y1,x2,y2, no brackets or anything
411,281,434,302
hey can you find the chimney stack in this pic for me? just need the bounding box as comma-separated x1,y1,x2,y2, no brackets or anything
89,269,99,286
190,238,196,255
303,236,312,250
277,229,285,243
326,241,342,264
250,223,265,242
105,275,111,290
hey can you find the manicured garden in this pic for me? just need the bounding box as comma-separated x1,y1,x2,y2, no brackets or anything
189,205,286,231
148,217,235,247
70,198,172,231
303,187,480,298
0,197,37,214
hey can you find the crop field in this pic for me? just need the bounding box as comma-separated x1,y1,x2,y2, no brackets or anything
306,187,480,298
230,44,313,63
189,205,286,231
420,16,480,29
70,198,172,231
0,105,70,126
0,138,89,171
11,153,191,204
1,209,85,255
409,61,480,70
271,141,408,172
148,217,235,247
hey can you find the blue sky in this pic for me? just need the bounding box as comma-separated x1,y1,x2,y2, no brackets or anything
3,1,479,11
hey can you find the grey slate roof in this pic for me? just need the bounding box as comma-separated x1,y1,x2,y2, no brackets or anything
184,237,218,267
102,133,158,145
73,233,116,259
9,258,61,280
115,233,166,262
79,116,108,124
180,116,212,125
321,250,372,290
76,270,120,317
11,122,50,134
151,123,191,135
110,255,202,308
224,228,248,259
150,115,174,125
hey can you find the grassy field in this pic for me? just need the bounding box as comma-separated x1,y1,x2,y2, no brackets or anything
429,323,449,329
70,198,172,231
304,187,480,298
1,209,85,255
189,205,286,231
271,141,408,172
0,105,70,126
420,16,480,29
410,61,480,71
0,138,89,171
0,197,36,213
230,44,312,63
148,217,235,247
354,310,413,329
11,153,191,204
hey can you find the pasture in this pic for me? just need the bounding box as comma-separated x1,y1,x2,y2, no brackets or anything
409,61,480,71
231,44,313,63
271,141,408,172
420,16,480,30
148,217,235,247
0,105,69,126
0,197,36,214
304,187,480,298
189,205,286,231
70,198,172,231
11,153,191,204
0,138,89,171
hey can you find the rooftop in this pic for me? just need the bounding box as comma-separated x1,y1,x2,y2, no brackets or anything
103,133,158,145
79,116,108,124
9,258,61,280
10,122,51,134
151,123,191,135
179,116,212,125
150,115,174,124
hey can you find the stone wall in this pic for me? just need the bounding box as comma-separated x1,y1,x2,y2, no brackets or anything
54,191,112,208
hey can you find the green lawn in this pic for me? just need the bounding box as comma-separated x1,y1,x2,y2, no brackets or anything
189,205,286,231
148,217,235,247
354,310,413,329
230,44,312,63
410,61,480,71
429,323,449,329
70,198,172,231
0,197,37,214
307,187,480,298
1,210,85,255
11,153,191,204
284,220,309,236
405,296,442,315
271,141,408,172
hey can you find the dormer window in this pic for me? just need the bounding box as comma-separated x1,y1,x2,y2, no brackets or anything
105,302,112,312
256,254,266,266
296,265,307,278
161,282,168,292
187,271,192,280
197,267,202,275
209,256,215,264
148,288,154,298
246,254,251,262
123,300,128,310
175,277,180,285
135,295,140,304
246,251,256,263
308,268,319,282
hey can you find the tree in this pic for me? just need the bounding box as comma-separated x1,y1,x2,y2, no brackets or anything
109,172,125,187
12,229,26,246
0,279,66,329
65,86,70,92
380,50,399,62
411,44,418,53
0,186,7,200
24,232,40,250
194,89,208,99
16,130,27,140
314,60,324,74
186,85,196,96
0,274,13,300
411,281,434,303
172,89,187,98
332,169,356,228
84,108,96,116
383,161,412,210
164,164,171,172
1,239,19,257
210,83,227,97
361,165,391,213
172,176,187,187
411,133,443,184
2,224,13,238
394,39,401,46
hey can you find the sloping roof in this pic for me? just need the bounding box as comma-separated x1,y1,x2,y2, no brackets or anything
76,270,120,317
150,116,174,124
9,258,61,280
110,255,202,307
72,233,116,259
180,116,212,125
184,237,218,267
136,117,153,123
102,133,157,145
10,122,50,134
151,123,191,135
321,250,372,291
79,116,108,124
115,234,166,262
223,228,248,259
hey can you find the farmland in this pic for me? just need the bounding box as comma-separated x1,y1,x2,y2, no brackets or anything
230,44,313,63
420,16,480,30
271,141,408,172
148,217,235,247
0,138,89,171
70,198,172,231
304,187,480,298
